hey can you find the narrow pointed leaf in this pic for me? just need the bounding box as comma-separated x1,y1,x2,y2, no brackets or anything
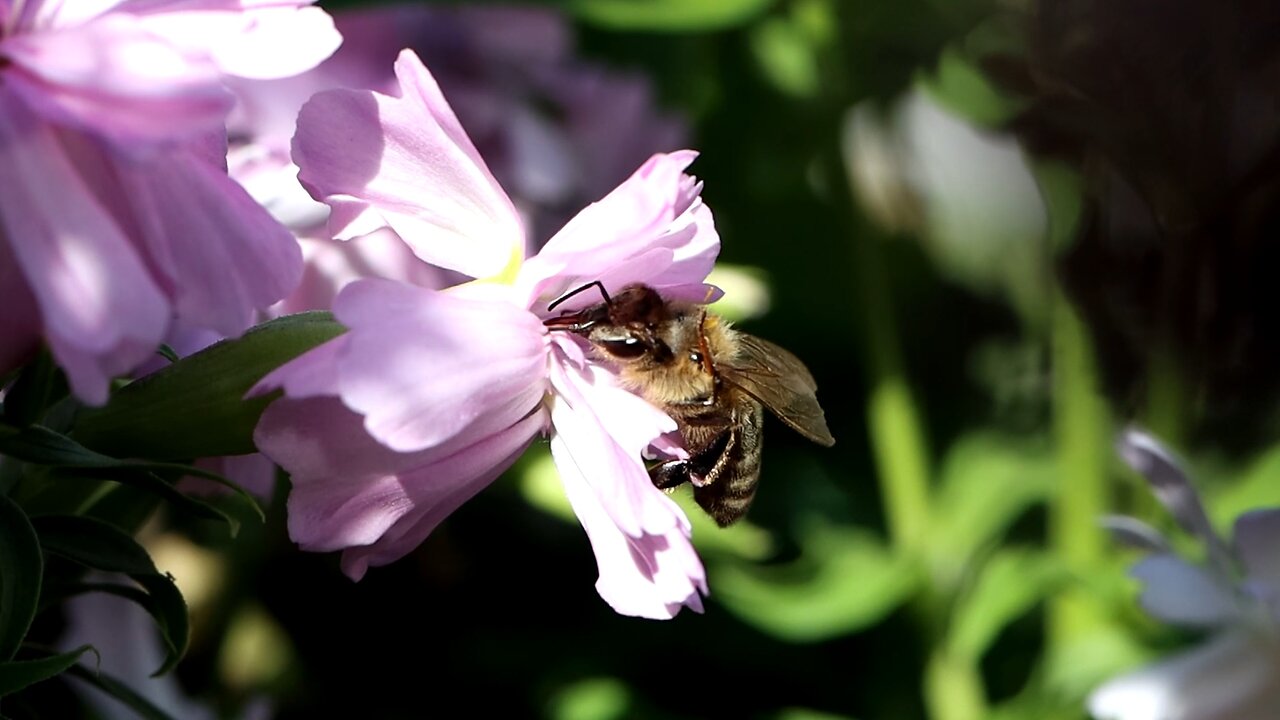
52,468,239,536
73,312,345,460
0,351,67,427
948,548,1064,661
32,516,158,576
66,663,179,720
32,516,188,676
0,496,42,662
0,424,263,523
0,645,96,697
713,524,920,642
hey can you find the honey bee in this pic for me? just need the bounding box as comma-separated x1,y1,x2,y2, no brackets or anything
544,282,835,526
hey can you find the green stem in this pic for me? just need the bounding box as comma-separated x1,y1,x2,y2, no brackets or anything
1144,347,1188,449
925,648,988,720
1048,294,1111,648
854,234,987,720
855,235,931,556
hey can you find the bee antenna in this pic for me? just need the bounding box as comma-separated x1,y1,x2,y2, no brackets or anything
548,280,612,312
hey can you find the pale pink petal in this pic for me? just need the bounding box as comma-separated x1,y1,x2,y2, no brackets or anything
547,337,682,538
17,0,126,30
258,397,442,551
1132,554,1238,627
271,230,447,316
337,410,543,580
0,88,167,403
517,150,720,310
292,50,524,278
1088,630,1280,720
330,279,547,452
0,14,232,143
552,431,706,619
255,395,541,576
123,2,341,80
110,141,303,336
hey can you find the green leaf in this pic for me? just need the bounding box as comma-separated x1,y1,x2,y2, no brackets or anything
73,312,345,460
0,423,117,467
928,432,1054,584
66,664,179,720
0,645,96,697
569,0,774,31
52,467,240,536
0,423,260,529
32,516,159,576
32,516,189,676
948,548,1064,662
1209,443,1280,530
0,496,42,662
918,46,1023,128
713,522,919,642
750,17,820,98
0,351,67,427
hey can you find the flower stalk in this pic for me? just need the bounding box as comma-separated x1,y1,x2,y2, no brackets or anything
1049,293,1111,648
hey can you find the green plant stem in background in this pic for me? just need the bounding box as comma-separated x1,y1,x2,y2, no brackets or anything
1048,295,1111,648
925,648,987,720
1144,347,1189,452
854,233,987,720
855,235,931,556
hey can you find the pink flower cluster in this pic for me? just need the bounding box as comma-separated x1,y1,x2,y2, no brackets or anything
1,3,714,618
0,0,340,402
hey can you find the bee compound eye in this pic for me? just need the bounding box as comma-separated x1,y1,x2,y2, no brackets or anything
599,337,648,359
689,351,704,365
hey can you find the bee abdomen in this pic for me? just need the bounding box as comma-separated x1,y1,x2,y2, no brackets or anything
695,400,764,526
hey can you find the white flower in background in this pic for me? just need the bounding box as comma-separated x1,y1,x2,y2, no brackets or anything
841,89,1047,319
1089,429,1280,720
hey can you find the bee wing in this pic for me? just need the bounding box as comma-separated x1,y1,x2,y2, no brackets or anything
720,334,835,447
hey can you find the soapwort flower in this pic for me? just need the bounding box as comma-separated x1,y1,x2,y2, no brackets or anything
252,51,717,618
0,0,340,402
1089,429,1280,720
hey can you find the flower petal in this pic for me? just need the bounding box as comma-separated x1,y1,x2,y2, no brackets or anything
330,279,547,452
1100,515,1173,554
548,336,682,537
249,334,347,401
256,396,541,578
1,13,232,143
108,140,303,336
1233,509,1280,591
1117,428,1233,568
271,230,448,316
337,409,541,580
1131,554,1238,627
125,2,342,80
292,50,524,278
517,150,720,311
0,88,168,403
552,431,706,619
1088,630,1280,720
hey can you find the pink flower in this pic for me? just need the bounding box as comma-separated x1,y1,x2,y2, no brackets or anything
221,4,684,316
252,51,717,618
0,0,340,402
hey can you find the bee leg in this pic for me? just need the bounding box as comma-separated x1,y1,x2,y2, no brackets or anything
650,460,693,490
